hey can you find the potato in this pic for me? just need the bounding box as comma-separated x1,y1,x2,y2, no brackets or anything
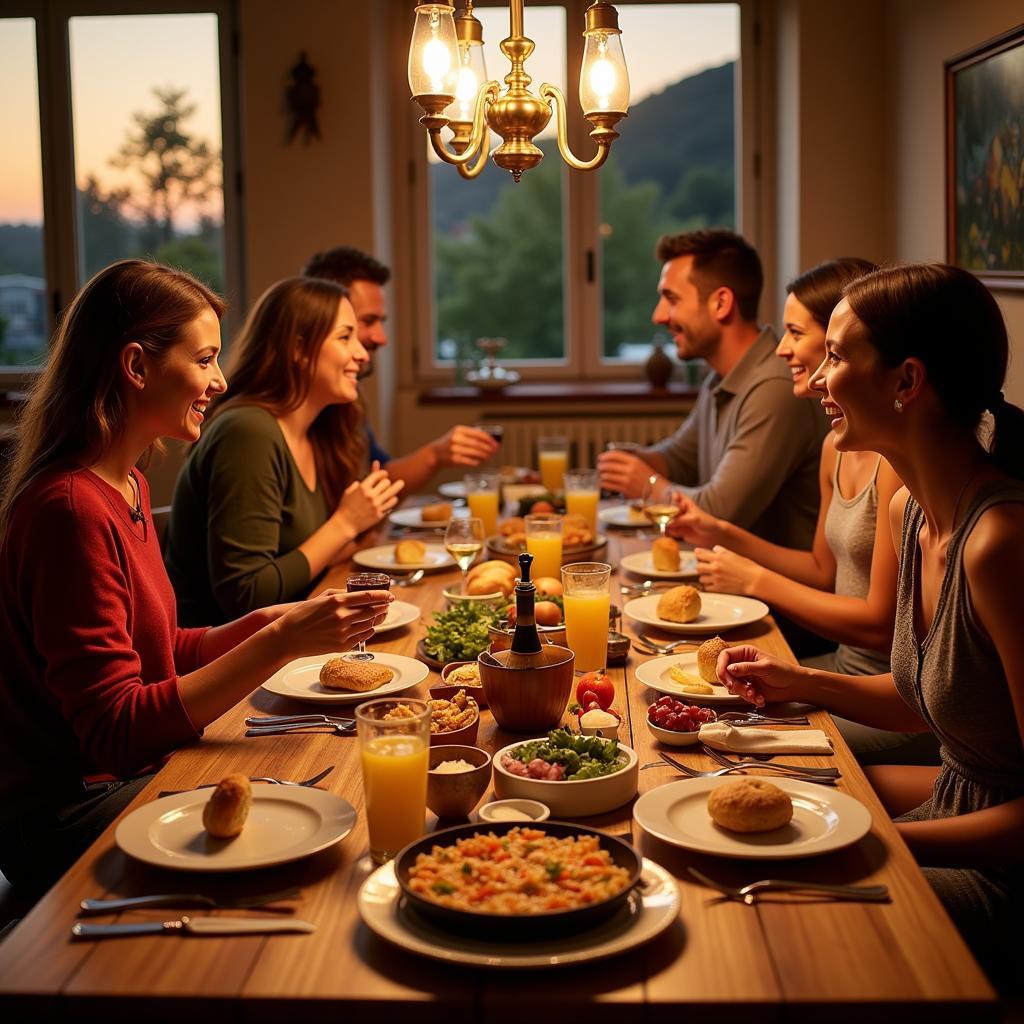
529,500,556,514
535,601,563,626
534,576,563,597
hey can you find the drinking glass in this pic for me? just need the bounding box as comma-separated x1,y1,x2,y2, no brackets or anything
561,562,612,674
537,436,568,493
356,698,430,863
603,440,642,499
463,472,500,537
475,423,504,445
344,573,392,661
563,469,600,532
444,516,486,593
525,513,563,579
641,474,680,536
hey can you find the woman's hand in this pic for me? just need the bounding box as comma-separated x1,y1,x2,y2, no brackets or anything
337,463,404,535
433,426,499,467
273,589,394,660
666,494,722,546
716,645,810,707
695,545,764,596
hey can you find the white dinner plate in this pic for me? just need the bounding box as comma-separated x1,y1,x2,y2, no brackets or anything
358,856,680,968
373,600,421,634
389,506,469,530
634,652,744,706
438,481,467,499
623,593,769,634
633,777,872,860
620,549,699,579
353,543,455,573
116,787,356,872
598,505,650,529
261,652,429,705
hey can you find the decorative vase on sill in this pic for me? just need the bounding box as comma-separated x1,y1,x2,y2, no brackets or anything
644,342,673,388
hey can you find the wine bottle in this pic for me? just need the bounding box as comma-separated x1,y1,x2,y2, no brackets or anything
505,552,543,667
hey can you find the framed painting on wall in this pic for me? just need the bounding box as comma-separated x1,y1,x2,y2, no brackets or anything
946,24,1024,289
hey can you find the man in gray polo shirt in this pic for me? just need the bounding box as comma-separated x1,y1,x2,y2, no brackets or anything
598,230,827,550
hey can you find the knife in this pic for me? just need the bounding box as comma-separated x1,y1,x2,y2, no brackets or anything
71,915,316,939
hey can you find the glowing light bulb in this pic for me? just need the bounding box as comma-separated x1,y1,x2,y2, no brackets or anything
454,63,479,120
422,36,453,90
588,36,616,110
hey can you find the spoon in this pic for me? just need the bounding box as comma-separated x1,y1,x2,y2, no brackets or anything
393,569,425,587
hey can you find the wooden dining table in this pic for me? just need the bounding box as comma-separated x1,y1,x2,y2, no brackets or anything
0,526,996,1022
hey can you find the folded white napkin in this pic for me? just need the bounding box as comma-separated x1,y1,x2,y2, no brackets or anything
698,721,833,755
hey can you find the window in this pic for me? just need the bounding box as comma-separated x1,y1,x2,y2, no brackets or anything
0,2,241,381
414,0,746,379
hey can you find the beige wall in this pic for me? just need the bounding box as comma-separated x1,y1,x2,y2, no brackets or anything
887,0,1024,406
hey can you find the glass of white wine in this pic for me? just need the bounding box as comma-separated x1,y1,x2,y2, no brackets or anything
444,516,486,593
642,475,681,537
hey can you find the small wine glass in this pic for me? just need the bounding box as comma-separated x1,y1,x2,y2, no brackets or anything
444,516,486,593
642,475,680,537
344,573,392,661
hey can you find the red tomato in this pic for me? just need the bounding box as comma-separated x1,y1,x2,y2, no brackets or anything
574,672,615,710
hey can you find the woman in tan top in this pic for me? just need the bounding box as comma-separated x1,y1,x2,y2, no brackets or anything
714,264,1024,985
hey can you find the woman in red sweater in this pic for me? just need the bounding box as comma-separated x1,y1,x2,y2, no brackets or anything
0,260,391,896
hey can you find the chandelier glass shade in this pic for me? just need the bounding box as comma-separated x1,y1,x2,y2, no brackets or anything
408,1,630,182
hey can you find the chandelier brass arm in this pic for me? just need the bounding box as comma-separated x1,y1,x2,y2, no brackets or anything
422,78,500,167
538,82,621,173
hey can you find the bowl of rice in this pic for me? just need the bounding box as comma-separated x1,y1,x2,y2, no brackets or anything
427,745,492,819
395,821,642,934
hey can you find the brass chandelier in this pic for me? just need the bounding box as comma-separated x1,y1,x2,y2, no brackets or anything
408,1,630,182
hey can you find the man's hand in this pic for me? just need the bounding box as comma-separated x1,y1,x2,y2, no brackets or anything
433,425,499,468
597,451,663,499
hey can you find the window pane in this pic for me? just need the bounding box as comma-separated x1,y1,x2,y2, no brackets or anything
431,6,567,363
0,18,47,367
68,13,225,293
600,3,739,361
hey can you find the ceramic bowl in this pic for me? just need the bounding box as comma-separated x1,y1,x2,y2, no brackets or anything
477,798,551,824
433,663,488,708
491,739,639,817
646,718,701,747
428,700,481,748
478,644,575,733
427,745,492,819
487,621,567,651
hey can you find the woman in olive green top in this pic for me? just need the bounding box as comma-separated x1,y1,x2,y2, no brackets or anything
166,277,403,625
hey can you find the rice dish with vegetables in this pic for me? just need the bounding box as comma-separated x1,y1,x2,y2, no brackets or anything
406,826,632,914
501,728,625,781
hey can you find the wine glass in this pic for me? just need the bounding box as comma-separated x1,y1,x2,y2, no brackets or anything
344,573,392,661
444,516,486,593
641,475,680,537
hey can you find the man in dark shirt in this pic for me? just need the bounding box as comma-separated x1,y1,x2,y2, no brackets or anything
598,230,828,551
302,246,496,490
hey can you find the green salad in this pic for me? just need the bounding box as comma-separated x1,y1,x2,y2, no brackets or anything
507,728,624,780
423,602,506,663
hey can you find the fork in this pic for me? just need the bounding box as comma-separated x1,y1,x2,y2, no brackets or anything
393,569,426,586
702,746,840,778
715,712,810,725
688,868,889,905
158,765,334,798
79,887,301,915
245,720,355,737
245,714,355,728
658,751,838,785
637,634,699,654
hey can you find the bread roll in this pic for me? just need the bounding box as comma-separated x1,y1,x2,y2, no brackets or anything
466,572,507,596
656,585,702,623
627,503,647,524
319,657,395,691
394,539,427,564
421,502,453,522
202,774,252,838
467,560,516,584
651,537,681,572
707,778,793,833
697,635,729,683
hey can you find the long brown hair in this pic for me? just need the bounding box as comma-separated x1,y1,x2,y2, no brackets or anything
844,263,1024,479
1,259,224,529
212,277,366,505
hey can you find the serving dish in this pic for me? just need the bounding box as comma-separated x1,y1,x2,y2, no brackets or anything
491,737,639,816
394,820,642,935
354,543,455,573
261,652,429,706
478,645,575,732
431,668,488,709
634,652,744,706
389,506,469,530
619,549,699,579
478,798,551,823
427,745,492,819
623,592,769,635
486,532,608,565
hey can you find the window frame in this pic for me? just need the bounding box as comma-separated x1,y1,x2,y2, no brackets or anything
0,0,244,389
403,0,759,384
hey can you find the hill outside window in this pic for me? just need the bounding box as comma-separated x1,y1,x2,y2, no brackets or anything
416,0,746,381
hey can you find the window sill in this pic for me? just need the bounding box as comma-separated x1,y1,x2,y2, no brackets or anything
418,381,699,404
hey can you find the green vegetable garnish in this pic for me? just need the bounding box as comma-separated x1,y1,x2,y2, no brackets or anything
432,881,456,895
507,728,624,780
423,602,506,663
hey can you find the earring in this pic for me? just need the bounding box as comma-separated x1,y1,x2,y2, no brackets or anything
894,399,903,412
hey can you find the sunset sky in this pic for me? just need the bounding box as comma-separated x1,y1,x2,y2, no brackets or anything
1,4,737,224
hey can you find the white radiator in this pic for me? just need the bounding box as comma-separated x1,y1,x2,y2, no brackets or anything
492,415,682,469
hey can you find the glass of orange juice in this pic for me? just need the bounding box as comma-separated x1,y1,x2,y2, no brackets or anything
537,436,568,493
561,562,612,674
356,698,430,863
463,471,500,537
564,469,599,531
525,513,564,580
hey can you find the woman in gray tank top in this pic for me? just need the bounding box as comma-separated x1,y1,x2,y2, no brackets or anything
713,264,1024,986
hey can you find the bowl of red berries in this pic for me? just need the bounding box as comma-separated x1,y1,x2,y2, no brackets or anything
646,696,717,747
